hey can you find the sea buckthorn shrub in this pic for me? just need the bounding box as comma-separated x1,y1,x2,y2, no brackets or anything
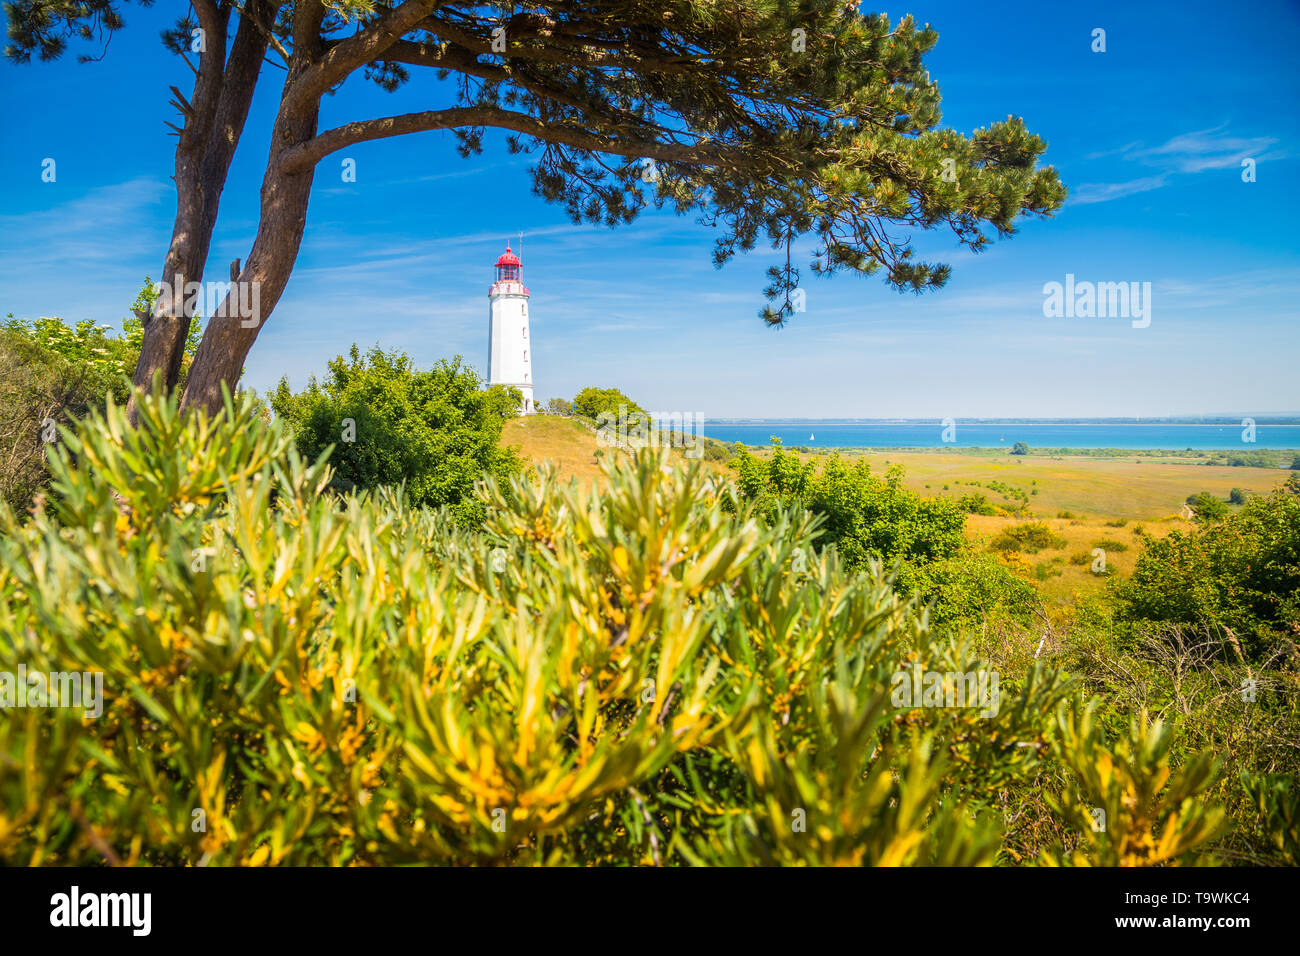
0,391,1234,865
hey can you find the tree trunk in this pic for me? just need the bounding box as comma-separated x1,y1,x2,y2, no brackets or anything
180,23,323,417
128,2,270,418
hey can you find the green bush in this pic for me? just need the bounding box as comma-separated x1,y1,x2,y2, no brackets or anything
0,281,201,515
732,443,965,571
1117,477,1300,659
959,492,999,516
571,386,647,422
701,441,733,463
0,325,103,514
990,522,1066,554
910,554,1041,629
1225,451,1277,468
1185,491,1229,522
0,393,1232,866
270,346,521,524
729,444,1039,630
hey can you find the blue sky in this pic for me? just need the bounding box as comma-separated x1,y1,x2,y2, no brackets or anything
2,0,1298,417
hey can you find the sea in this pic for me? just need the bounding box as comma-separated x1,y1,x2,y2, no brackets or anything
693,419,1300,450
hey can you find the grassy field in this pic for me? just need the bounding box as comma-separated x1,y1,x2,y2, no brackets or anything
504,416,1296,606
502,414,729,486
848,450,1292,604
502,414,608,485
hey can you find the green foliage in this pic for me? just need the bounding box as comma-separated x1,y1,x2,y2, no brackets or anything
1229,487,1248,505
700,440,733,463
729,443,1034,628
958,492,998,515
955,479,1027,514
7,5,1066,330
2,315,134,400
1185,491,1229,521
1117,478,1300,659
1041,702,1224,866
732,444,965,571
1033,561,1062,581
545,397,572,417
1,393,1232,867
909,554,1040,629
571,386,647,423
1011,442,1029,456
0,279,195,513
1221,450,1280,468
990,522,1066,554
0,322,107,513
1242,774,1300,865
1051,607,1300,866
269,346,521,524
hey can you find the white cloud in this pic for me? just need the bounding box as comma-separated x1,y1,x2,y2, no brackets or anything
1070,126,1285,206
1127,126,1280,173
1069,175,1168,206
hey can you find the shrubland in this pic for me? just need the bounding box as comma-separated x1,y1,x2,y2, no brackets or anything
5,396,1293,865
730,442,1037,631
1116,477,1300,661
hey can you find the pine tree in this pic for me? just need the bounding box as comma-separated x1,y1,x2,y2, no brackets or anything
7,2,1067,415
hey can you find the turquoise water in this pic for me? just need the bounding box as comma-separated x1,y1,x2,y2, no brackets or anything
698,421,1300,450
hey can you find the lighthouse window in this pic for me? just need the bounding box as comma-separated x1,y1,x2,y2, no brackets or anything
523,350,528,362
522,327,527,338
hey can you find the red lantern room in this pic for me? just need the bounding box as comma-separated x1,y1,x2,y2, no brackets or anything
495,245,522,283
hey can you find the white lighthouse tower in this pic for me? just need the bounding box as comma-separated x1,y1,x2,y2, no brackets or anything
487,244,534,414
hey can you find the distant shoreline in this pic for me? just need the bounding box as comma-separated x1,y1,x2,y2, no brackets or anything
691,419,1300,455
720,444,1300,455
699,417,1300,425
704,443,1299,465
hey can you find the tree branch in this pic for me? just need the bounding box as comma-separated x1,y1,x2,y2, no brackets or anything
278,104,727,174
285,0,441,113
416,12,698,74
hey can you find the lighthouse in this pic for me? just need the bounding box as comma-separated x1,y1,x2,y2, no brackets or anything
487,244,534,414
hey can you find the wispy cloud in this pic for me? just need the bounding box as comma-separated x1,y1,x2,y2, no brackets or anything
1127,125,1280,173
1069,126,1283,205
1070,175,1169,205
0,177,172,323
0,176,169,266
